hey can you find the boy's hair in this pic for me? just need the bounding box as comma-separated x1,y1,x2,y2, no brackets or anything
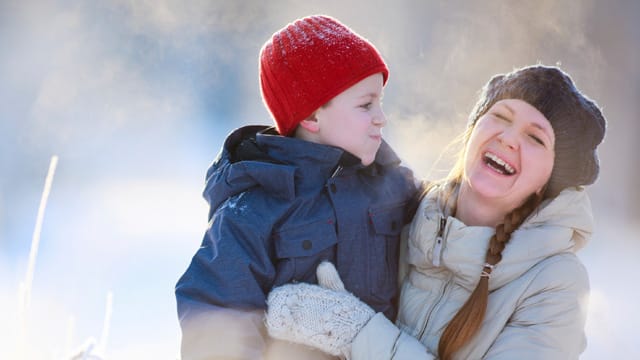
259,15,389,136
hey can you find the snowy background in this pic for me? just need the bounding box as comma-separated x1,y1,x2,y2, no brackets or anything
1,1,638,359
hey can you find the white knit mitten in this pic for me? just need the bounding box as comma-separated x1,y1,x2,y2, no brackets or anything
265,262,374,358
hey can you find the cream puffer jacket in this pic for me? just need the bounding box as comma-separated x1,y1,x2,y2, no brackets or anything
351,186,593,360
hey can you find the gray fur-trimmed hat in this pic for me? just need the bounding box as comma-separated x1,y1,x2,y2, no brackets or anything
468,65,607,197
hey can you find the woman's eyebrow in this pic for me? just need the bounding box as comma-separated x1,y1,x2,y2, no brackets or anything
502,103,515,115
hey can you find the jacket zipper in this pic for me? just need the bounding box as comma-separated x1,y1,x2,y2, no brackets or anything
416,216,450,340
331,165,343,178
432,216,447,267
417,273,453,340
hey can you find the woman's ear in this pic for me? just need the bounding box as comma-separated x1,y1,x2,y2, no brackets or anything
299,114,320,133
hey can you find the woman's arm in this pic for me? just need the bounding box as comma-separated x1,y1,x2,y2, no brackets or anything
482,254,590,360
266,262,436,359
351,313,435,360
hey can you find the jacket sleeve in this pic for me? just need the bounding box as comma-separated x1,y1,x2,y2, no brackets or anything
351,254,590,360
482,254,590,360
175,198,276,360
351,313,435,359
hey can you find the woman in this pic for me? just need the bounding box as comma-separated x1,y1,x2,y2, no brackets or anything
265,65,607,360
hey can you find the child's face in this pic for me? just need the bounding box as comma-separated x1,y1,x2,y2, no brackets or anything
462,99,555,210
313,73,386,166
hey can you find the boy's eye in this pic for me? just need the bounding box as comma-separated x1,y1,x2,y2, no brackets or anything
360,102,373,110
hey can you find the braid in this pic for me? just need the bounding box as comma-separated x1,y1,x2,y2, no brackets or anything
437,192,544,360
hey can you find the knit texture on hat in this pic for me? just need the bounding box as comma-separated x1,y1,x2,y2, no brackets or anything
467,65,607,197
259,15,389,136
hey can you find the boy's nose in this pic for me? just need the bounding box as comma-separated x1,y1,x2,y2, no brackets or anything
372,110,386,127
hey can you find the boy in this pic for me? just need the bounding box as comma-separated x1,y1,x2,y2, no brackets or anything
175,15,417,359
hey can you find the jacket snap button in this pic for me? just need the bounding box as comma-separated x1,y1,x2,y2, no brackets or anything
330,183,337,193
302,239,312,250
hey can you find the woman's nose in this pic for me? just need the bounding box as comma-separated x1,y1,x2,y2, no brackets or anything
497,129,519,150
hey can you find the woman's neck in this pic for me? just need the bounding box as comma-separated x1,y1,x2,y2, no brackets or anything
455,184,509,227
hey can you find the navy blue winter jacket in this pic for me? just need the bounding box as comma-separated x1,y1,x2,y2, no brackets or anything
175,125,417,359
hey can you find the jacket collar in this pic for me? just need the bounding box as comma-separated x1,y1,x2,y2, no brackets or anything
256,128,402,177
204,125,403,211
411,186,593,291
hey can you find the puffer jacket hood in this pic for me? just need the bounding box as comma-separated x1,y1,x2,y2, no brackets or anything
203,125,404,216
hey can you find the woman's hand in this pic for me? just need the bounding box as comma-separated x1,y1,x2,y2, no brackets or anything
265,262,375,358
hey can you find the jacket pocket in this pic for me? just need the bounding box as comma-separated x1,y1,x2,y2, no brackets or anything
273,219,338,282
368,201,407,299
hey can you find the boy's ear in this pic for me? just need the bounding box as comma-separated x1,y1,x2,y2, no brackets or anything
299,114,320,133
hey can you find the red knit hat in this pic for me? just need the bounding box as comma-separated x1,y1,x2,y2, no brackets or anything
259,15,389,136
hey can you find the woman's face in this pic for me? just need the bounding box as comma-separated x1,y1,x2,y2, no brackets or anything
462,99,555,209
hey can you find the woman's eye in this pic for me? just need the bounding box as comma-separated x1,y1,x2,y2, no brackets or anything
529,134,545,146
493,113,511,123
361,102,372,110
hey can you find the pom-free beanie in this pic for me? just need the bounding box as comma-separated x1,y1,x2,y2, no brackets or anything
259,15,389,136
